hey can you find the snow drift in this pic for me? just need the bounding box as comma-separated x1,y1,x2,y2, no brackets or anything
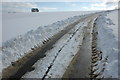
96,10,118,78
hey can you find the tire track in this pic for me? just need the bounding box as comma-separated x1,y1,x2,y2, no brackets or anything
89,17,108,79
63,14,104,80
62,15,98,79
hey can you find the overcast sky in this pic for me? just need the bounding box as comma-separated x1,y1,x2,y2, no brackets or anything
1,0,120,12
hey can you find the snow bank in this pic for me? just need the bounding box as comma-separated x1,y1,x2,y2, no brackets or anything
96,10,118,78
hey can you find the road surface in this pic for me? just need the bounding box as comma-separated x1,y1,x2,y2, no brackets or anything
2,14,100,80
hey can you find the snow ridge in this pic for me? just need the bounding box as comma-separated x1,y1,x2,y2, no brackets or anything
96,10,118,78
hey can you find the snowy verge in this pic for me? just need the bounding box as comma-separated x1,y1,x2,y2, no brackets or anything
96,10,118,78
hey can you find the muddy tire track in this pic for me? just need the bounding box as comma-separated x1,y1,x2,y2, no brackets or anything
62,17,96,79
89,18,102,79
89,18,108,79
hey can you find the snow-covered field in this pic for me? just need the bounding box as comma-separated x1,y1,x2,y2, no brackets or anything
96,10,118,78
2,11,94,42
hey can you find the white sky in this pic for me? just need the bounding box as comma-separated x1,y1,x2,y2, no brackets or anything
1,0,119,12
1,0,119,2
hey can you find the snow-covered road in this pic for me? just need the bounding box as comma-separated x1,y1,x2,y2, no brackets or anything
2,13,99,79
1,9,118,79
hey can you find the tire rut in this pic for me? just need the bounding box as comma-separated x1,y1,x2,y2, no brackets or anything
89,17,108,79
62,18,94,79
